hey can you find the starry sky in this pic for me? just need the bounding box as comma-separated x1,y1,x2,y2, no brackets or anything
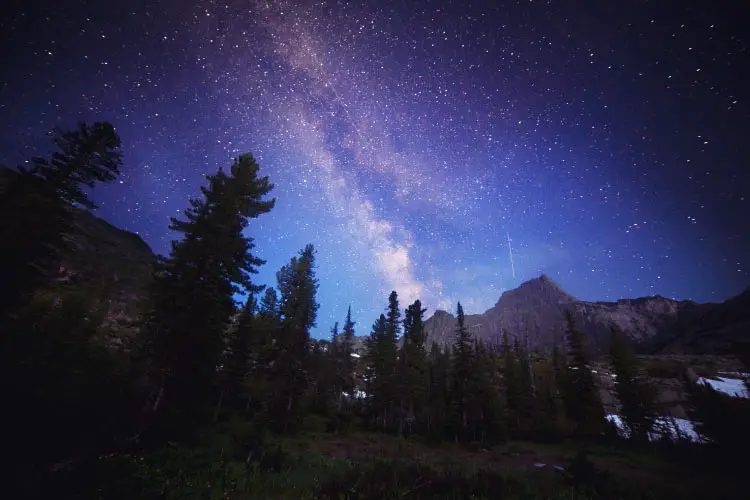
1,0,748,337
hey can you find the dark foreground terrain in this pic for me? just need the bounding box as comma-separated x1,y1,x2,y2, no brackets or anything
48,421,744,500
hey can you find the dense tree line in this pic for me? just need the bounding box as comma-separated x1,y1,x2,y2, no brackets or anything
2,122,748,498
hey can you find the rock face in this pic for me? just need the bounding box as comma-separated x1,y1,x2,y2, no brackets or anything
423,275,575,349
50,209,156,348
423,274,750,354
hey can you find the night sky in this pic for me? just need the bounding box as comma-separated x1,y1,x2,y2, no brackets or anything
1,0,748,337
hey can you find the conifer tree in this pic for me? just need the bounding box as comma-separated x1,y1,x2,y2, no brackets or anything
339,306,357,404
398,299,428,434
248,287,280,419
383,291,401,429
609,327,657,442
259,287,280,319
513,337,536,436
141,153,274,438
364,313,393,429
0,122,123,323
550,344,568,430
451,302,475,440
271,244,319,431
563,310,605,437
474,339,506,444
220,294,258,415
309,335,334,415
427,341,450,440
325,321,341,410
385,291,401,346
501,330,522,435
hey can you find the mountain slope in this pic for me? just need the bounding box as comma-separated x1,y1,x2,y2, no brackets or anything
45,208,156,347
423,275,750,354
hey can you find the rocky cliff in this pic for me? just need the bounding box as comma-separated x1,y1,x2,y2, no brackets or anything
47,208,156,348
422,275,750,355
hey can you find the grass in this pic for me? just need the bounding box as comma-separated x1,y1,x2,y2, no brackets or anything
48,423,746,500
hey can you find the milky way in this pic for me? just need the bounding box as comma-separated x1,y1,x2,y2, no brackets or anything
1,0,748,337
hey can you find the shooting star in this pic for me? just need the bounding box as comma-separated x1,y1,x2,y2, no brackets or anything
507,232,516,279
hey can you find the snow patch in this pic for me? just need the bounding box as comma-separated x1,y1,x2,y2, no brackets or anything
532,462,566,471
697,376,749,398
605,414,702,442
343,389,367,399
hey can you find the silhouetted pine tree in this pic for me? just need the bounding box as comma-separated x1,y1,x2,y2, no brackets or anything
271,244,319,431
514,337,537,437
398,299,428,434
364,313,394,429
220,294,258,416
247,287,280,420
141,153,274,439
384,291,402,430
317,321,340,413
474,340,506,444
546,344,568,434
259,287,280,318
451,302,476,441
609,327,657,442
427,341,450,440
338,307,357,406
0,122,122,324
563,310,605,438
309,335,334,415
501,330,522,436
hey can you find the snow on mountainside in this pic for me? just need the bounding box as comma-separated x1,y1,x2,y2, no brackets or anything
607,373,749,442
697,376,749,398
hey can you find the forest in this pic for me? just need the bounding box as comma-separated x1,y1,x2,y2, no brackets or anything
1,122,749,499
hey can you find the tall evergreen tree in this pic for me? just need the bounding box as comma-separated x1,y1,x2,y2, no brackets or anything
259,287,280,319
501,330,522,435
246,286,281,420
385,291,401,345
383,291,401,429
141,153,274,438
271,244,319,431
451,302,475,440
364,313,394,429
609,327,657,442
514,337,536,437
398,299,428,434
220,294,258,416
550,344,568,430
339,306,357,403
326,321,341,410
0,122,122,323
427,341,450,440
563,310,605,437
474,339,506,444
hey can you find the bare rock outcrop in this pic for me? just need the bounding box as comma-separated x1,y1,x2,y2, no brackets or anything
423,275,749,355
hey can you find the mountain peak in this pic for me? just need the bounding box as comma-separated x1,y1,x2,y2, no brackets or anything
529,273,566,290
423,273,750,354
494,274,575,307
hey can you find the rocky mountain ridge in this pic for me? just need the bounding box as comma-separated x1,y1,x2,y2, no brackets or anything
39,206,748,356
40,208,156,348
421,274,750,355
